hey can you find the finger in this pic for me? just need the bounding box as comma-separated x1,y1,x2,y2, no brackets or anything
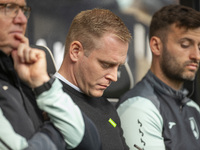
24,47,31,63
17,44,32,63
29,49,38,62
26,48,44,63
14,34,29,45
17,43,26,63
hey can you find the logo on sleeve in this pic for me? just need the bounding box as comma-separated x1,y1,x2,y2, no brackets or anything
189,117,199,140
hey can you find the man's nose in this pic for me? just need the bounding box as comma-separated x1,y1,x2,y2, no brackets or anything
105,67,118,82
13,9,28,24
190,46,200,62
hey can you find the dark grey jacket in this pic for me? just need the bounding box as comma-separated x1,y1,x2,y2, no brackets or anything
117,70,200,150
0,51,102,150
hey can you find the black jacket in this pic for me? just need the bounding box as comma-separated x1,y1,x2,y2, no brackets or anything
0,50,102,150
0,51,66,150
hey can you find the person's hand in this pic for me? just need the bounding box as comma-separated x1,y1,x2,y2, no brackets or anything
11,34,50,88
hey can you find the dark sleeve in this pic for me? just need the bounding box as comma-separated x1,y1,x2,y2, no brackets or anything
26,113,102,150
25,122,66,150
72,113,102,150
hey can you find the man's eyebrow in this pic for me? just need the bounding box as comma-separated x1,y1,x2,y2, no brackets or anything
178,37,194,43
99,59,126,66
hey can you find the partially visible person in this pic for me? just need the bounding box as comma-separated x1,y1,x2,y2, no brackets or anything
117,4,200,150
0,0,101,149
55,8,131,150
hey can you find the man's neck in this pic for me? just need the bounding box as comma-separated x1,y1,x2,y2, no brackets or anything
54,72,83,93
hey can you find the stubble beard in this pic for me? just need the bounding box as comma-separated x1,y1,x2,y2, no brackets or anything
160,45,197,82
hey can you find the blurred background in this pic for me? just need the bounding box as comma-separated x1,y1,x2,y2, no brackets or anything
26,0,200,105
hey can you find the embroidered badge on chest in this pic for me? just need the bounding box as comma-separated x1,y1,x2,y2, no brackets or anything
2,85,8,90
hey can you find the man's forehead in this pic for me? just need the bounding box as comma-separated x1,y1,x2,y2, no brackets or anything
168,26,200,44
0,0,26,5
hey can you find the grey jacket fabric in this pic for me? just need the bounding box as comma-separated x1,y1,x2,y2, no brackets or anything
117,70,200,150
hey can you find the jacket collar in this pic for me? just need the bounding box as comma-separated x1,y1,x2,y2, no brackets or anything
0,50,19,87
146,70,190,105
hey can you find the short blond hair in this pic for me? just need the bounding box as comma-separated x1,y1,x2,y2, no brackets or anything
65,8,131,55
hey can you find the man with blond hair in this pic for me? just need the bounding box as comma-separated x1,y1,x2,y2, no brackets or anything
55,8,131,150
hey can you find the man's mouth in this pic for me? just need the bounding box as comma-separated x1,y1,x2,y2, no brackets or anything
186,63,199,71
187,63,199,70
99,84,109,90
10,30,23,34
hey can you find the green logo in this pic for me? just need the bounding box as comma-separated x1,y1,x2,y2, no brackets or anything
109,118,117,128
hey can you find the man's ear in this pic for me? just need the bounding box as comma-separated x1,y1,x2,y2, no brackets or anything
150,36,163,56
69,41,84,62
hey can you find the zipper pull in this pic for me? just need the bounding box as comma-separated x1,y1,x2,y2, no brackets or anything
180,105,183,111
